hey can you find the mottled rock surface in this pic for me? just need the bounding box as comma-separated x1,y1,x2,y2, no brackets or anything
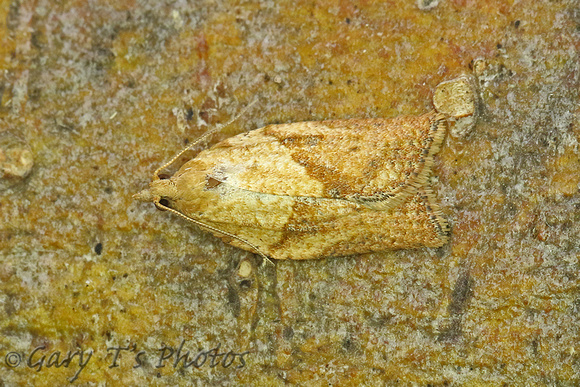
0,0,578,385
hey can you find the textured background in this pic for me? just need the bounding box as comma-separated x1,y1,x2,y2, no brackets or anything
0,0,578,385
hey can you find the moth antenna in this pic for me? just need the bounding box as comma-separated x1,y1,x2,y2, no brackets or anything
153,99,259,180
153,198,274,265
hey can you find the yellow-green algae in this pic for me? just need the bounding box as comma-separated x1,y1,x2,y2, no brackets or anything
0,0,578,385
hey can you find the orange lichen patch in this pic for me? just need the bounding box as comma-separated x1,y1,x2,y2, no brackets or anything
438,137,493,186
111,30,151,72
164,29,203,76
546,147,580,197
0,0,15,70
450,215,483,256
0,0,578,385
205,13,243,49
299,336,335,360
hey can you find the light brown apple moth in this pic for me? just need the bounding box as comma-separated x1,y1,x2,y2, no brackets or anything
135,110,449,260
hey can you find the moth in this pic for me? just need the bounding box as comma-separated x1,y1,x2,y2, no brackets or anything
135,109,449,260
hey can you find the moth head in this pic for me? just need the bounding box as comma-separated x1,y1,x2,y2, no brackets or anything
133,178,178,211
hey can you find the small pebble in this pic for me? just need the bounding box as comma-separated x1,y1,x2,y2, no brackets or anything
0,130,34,190
434,75,478,137
417,0,439,10
238,260,252,278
